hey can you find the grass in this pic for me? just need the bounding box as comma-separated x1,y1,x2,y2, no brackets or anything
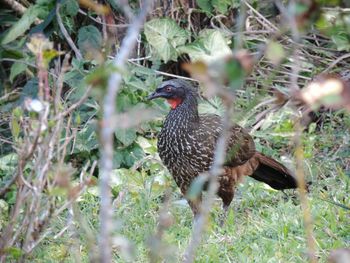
33,174,349,262
31,101,350,262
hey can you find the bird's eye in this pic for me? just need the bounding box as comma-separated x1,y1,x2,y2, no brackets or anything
166,86,172,92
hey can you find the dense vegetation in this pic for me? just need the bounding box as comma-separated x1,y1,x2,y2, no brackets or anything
0,0,349,262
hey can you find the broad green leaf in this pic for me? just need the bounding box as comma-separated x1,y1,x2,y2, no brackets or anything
212,0,232,13
136,136,154,154
77,26,103,54
2,6,44,45
73,126,98,153
225,59,245,90
178,29,231,62
121,144,145,167
331,34,350,51
0,153,17,172
62,0,79,16
64,69,85,88
9,62,27,82
196,0,213,13
19,78,39,103
113,151,124,169
115,128,137,147
116,92,132,112
144,18,189,62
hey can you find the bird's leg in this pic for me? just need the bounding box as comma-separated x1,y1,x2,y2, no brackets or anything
219,204,230,227
180,184,202,219
218,190,234,226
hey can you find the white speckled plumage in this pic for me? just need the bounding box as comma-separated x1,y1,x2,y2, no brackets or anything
151,79,298,215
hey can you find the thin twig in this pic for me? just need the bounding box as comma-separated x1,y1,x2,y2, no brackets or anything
98,1,152,262
322,53,350,73
129,60,198,81
275,1,317,262
78,9,129,28
244,1,279,31
56,3,83,60
294,120,317,263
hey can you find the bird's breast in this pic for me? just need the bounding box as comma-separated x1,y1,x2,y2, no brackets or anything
157,126,214,181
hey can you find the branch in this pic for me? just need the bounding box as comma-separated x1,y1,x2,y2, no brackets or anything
275,1,317,262
98,1,152,262
322,53,350,74
129,60,198,81
78,9,129,28
56,3,83,60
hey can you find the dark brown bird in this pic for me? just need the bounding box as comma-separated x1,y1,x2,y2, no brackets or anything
148,79,298,215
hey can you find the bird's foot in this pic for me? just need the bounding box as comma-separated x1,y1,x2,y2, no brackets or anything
218,206,230,227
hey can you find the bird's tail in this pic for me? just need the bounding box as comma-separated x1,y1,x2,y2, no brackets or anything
250,152,298,190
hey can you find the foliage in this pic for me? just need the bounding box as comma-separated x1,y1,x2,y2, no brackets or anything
0,0,349,262
144,18,189,62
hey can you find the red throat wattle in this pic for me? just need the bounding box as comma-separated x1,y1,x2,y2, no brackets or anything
167,98,183,109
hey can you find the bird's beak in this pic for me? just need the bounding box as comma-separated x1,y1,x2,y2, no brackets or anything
147,91,163,100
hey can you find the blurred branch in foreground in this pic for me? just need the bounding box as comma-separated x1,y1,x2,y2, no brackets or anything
98,0,152,262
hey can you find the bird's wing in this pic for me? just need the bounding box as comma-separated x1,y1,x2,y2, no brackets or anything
225,123,256,166
199,115,256,166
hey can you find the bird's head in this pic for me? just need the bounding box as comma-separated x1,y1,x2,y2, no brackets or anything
147,79,197,109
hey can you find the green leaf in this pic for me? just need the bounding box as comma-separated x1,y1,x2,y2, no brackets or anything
4,247,23,259
212,0,232,13
2,6,44,45
19,78,39,103
144,18,189,62
116,92,132,112
113,151,124,169
225,59,245,90
85,63,118,90
178,29,231,62
62,0,79,16
64,68,85,88
115,128,137,147
0,153,17,173
9,62,27,82
77,25,103,54
121,144,145,167
73,126,98,153
196,0,213,13
331,34,350,51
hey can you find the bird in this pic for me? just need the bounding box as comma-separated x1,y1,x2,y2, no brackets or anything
148,79,298,216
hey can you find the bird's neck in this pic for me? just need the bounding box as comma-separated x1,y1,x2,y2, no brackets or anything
164,95,199,129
